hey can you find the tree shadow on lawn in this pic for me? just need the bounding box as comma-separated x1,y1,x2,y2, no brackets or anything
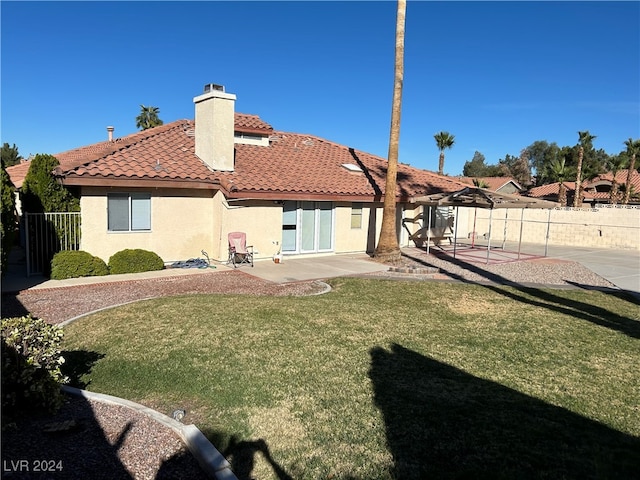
369,343,640,480
200,429,294,480
402,250,640,339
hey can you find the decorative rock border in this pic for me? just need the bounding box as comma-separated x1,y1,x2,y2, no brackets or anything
62,386,238,480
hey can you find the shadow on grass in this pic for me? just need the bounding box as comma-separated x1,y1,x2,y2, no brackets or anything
61,350,106,389
369,343,640,479
402,250,640,339
199,429,293,480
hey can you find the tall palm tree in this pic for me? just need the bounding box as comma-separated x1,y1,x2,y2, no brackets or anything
374,0,406,263
549,156,570,207
573,130,596,207
135,105,164,130
623,138,640,205
434,131,455,176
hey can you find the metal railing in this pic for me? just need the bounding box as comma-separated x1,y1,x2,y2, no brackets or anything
25,212,81,276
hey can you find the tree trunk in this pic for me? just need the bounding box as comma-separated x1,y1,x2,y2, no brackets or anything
374,0,406,263
573,146,583,207
623,154,636,205
558,183,567,207
610,179,619,204
438,152,445,176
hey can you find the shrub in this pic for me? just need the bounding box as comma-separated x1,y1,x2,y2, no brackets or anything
1,162,16,275
1,316,68,414
108,248,164,275
21,154,79,213
50,250,109,280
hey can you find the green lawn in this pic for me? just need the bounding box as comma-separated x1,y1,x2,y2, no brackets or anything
61,278,640,479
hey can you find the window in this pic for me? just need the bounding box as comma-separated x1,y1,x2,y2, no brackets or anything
351,203,363,229
108,193,151,231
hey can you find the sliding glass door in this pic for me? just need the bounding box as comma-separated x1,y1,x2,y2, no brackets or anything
282,201,334,253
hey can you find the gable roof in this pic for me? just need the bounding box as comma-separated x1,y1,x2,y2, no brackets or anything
457,176,523,192
9,115,470,202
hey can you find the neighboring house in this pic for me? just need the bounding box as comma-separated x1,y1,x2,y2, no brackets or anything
526,182,576,205
581,169,640,205
526,170,640,206
7,84,469,264
457,177,523,194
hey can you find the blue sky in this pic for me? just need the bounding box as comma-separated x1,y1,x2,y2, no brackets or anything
2,1,638,176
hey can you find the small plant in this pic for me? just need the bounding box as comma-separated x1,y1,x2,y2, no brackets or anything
50,250,109,280
1,316,68,414
108,248,164,275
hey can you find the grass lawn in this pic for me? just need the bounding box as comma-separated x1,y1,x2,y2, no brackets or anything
61,278,640,479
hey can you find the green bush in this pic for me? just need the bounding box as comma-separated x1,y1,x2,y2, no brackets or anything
108,248,164,275
1,316,68,414
50,250,109,280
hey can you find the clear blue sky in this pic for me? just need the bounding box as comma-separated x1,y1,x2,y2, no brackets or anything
2,1,639,176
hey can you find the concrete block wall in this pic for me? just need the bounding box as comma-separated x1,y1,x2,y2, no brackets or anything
464,204,640,250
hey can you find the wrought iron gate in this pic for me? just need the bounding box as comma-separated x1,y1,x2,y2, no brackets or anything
24,212,81,276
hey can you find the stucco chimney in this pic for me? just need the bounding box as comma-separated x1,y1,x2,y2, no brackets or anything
193,84,236,171
107,126,114,142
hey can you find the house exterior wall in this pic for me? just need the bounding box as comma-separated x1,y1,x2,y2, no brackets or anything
218,199,284,261
80,187,217,263
497,183,520,194
462,204,640,250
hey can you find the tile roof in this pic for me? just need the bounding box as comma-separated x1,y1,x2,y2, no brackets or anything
585,169,640,191
7,115,470,201
4,162,30,188
233,113,273,135
526,182,576,198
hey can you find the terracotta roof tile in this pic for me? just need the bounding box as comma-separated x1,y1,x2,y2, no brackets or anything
234,113,273,135
4,162,30,189
526,182,576,198
16,115,471,200
585,169,640,191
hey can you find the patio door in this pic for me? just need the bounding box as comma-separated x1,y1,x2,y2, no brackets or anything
282,201,334,253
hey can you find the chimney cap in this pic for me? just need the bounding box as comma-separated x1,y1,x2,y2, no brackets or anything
204,83,224,94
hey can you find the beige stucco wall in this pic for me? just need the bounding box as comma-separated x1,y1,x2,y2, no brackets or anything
80,187,217,263
217,199,284,261
461,204,640,250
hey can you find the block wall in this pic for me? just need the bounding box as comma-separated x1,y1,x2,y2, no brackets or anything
464,204,640,250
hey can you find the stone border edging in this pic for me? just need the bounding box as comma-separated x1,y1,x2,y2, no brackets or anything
61,386,238,480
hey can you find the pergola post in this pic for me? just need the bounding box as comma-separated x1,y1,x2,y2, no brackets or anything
426,206,432,255
486,208,493,264
453,206,459,259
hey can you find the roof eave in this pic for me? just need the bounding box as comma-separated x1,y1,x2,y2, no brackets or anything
60,176,224,191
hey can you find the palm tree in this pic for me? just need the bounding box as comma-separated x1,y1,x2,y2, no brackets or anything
549,156,570,207
374,0,406,263
135,105,163,130
623,138,640,205
434,131,455,176
573,130,596,207
605,154,628,204
472,178,489,189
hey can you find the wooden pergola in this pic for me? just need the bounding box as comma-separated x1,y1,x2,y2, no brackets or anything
409,187,559,263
